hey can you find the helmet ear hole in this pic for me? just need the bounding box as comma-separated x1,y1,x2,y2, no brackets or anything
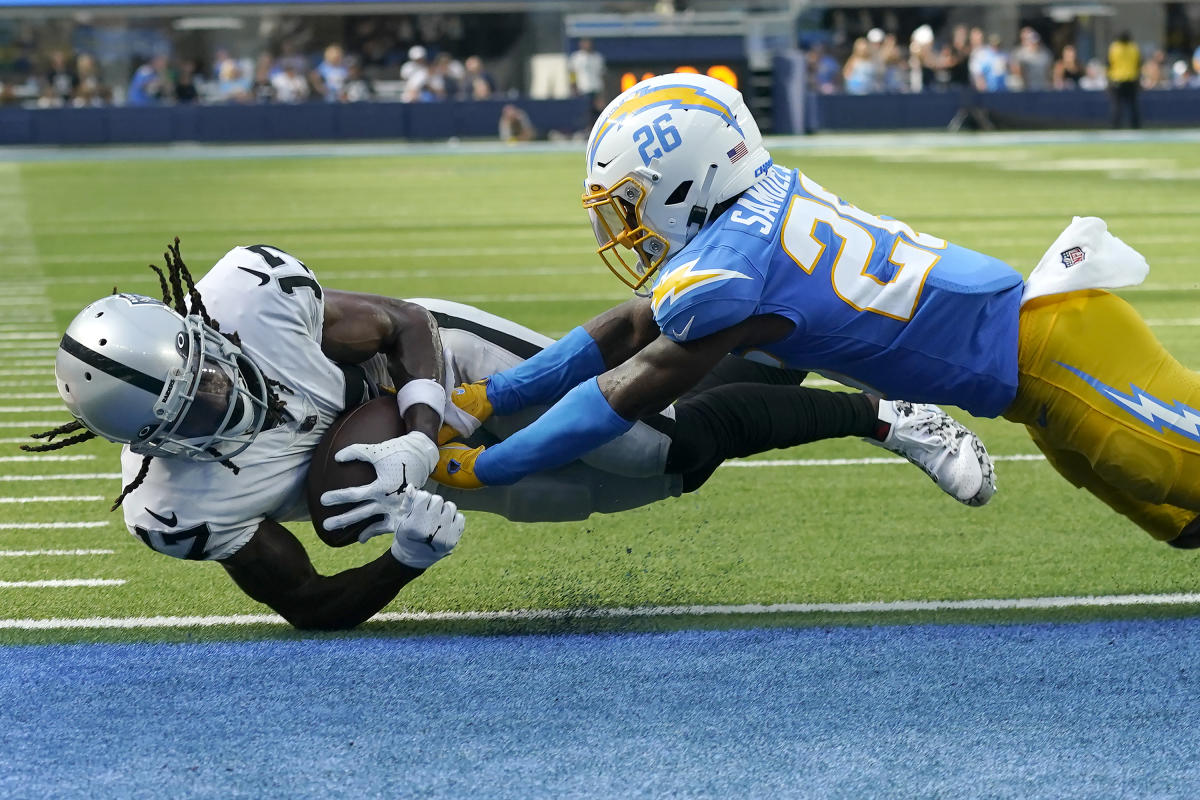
664,180,693,206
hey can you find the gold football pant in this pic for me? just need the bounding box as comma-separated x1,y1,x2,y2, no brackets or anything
1002,290,1200,541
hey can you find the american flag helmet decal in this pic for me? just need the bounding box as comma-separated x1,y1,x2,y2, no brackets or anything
726,141,748,163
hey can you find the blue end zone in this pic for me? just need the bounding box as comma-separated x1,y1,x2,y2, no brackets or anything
3,618,1199,797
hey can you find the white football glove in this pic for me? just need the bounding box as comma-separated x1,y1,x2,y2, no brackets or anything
390,486,465,569
320,431,439,540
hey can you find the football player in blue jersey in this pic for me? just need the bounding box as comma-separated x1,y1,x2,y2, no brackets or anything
368,73,1199,547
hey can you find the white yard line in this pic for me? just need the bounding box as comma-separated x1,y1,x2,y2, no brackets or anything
0,394,59,400
0,332,56,341
0,495,104,503
0,579,123,589
0,549,113,557
0,521,107,530
3,592,1200,630
721,453,1046,468
0,473,120,482
0,419,65,427
0,406,70,413
0,454,94,462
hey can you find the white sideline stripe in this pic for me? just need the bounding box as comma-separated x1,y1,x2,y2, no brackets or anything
0,521,107,529
0,549,114,557
0,495,104,503
0,579,123,589
0,393,59,399
0,381,54,388
0,332,56,340
0,473,120,482
0,455,94,462
5,592,1200,630
0,421,68,428
0,371,54,377
0,406,66,413
721,453,1046,468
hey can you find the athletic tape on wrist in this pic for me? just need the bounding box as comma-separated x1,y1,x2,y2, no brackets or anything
396,378,447,426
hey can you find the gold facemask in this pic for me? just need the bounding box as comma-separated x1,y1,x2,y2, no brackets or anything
582,177,670,292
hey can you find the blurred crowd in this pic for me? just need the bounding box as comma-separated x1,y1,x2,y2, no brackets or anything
2,42,504,108
809,24,1200,95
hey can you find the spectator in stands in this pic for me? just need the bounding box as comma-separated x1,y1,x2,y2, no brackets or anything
1052,44,1084,89
427,51,465,100
499,103,535,142
1079,59,1108,91
1194,44,1200,83
401,45,429,83
214,56,253,104
971,34,1009,92
568,38,606,102
462,55,496,100
807,43,841,94
72,53,106,107
341,60,373,102
843,37,878,94
1107,31,1141,128
251,53,276,103
400,45,431,102
36,83,64,109
945,25,972,88
1170,59,1197,88
311,44,349,102
907,26,935,93
173,59,200,104
45,50,77,104
127,54,168,106
272,60,310,104
1141,49,1168,89
1013,27,1052,91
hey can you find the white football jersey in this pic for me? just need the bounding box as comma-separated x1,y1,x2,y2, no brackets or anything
120,259,678,561
121,245,383,561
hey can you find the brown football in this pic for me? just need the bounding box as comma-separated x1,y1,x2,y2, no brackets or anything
306,396,406,547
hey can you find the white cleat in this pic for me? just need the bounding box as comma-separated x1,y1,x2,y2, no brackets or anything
867,400,996,506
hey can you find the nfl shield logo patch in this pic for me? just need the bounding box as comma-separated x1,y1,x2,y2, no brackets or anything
1060,246,1086,268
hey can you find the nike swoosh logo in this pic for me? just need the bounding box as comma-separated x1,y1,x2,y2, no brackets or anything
145,508,178,527
238,266,270,286
671,316,696,340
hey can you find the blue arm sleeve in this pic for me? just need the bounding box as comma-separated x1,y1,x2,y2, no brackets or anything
475,377,634,486
485,326,607,415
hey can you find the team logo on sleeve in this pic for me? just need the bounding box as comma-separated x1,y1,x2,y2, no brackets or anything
1058,362,1200,443
650,258,753,315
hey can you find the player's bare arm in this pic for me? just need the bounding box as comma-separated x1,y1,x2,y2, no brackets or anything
600,313,795,420
581,296,661,369
220,518,424,630
321,289,444,442
222,485,464,630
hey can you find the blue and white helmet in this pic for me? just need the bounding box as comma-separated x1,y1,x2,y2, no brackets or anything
55,293,269,462
582,73,771,293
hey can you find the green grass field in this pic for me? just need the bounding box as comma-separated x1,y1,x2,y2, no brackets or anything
2,134,1199,644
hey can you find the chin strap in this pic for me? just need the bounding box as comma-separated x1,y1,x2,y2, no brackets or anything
683,163,720,244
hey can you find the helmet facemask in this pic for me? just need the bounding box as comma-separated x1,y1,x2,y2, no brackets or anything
583,175,670,295
134,315,269,462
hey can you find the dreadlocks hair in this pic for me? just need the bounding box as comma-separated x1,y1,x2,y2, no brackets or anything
20,420,96,452
24,236,289,511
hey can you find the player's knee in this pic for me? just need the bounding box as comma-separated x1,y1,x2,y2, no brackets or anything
1167,515,1200,549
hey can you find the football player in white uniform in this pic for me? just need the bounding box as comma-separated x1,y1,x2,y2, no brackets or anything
33,239,994,629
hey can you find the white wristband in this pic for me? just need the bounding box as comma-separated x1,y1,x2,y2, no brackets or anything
396,378,447,426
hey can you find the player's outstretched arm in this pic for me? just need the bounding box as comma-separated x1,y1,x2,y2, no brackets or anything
471,297,661,420
436,313,795,488
220,489,463,630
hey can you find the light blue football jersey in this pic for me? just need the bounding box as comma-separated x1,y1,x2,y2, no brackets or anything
649,165,1024,418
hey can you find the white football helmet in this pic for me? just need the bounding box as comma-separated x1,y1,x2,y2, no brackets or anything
55,293,269,462
582,72,772,293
